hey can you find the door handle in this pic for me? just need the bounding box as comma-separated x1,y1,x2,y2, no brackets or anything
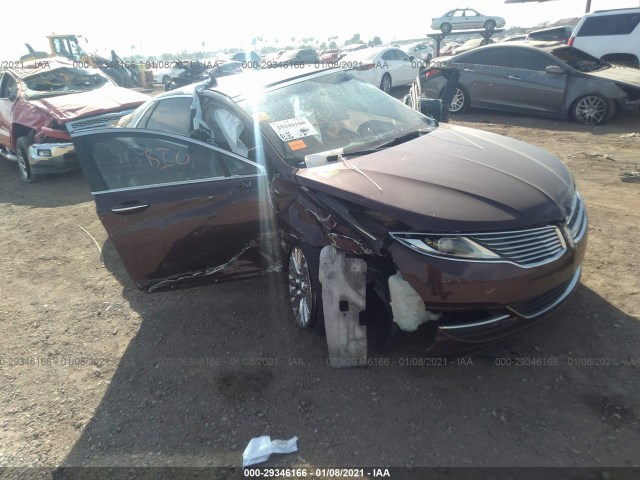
508,75,522,80
111,202,149,214
463,68,475,72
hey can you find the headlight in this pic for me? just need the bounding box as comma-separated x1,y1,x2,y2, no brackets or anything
390,232,500,260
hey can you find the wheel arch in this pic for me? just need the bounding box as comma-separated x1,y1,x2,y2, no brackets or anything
10,124,35,150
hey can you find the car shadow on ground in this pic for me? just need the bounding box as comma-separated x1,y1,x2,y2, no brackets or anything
0,158,91,208
451,110,640,135
56,239,640,472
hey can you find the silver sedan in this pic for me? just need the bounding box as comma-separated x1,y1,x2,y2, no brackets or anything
431,9,506,34
423,43,640,125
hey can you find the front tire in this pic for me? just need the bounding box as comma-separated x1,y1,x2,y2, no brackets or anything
484,20,496,31
380,73,392,94
16,137,44,183
449,85,469,114
288,244,325,334
572,94,613,125
441,23,452,34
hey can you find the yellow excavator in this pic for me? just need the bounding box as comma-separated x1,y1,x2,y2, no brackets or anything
21,34,142,88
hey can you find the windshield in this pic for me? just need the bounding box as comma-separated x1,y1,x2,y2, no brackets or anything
550,47,610,72
238,71,435,168
24,67,110,98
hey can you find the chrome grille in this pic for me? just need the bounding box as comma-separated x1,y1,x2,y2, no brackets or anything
468,226,565,267
566,193,587,242
65,110,134,134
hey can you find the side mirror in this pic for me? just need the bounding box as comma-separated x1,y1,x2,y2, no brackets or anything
545,65,565,75
8,93,17,102
409,55,415,62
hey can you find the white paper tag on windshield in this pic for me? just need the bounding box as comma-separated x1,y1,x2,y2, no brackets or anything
269,117,318,142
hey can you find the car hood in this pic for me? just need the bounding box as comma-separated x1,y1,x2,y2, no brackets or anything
295,124,575,233
585,68,640,89
30,85,150,123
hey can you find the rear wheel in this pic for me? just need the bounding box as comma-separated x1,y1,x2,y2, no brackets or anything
449,85,469,113
380,73,392,94
16,137,44,183
287,244,325,334
572,94,613,125
484,20,496,31
441,23,452,34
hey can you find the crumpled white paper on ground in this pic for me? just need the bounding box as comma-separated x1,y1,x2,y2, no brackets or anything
242,435,298,467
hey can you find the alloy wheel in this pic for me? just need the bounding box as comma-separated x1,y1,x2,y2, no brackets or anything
288,245,313,328
575,96,607,125
380,75,392,94
450,88,466,112
17,149,30,181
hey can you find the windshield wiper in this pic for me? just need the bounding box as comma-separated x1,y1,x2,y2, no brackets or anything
327,128,433,161
378,128,433,148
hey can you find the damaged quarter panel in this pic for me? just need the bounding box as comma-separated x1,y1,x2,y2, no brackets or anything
271,175,377,256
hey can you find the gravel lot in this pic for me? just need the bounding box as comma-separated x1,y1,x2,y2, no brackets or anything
1,102,639,477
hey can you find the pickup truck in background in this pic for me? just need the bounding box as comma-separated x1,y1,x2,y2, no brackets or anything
0,58,149,182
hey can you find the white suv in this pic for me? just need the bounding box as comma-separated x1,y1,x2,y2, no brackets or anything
569,8,640,68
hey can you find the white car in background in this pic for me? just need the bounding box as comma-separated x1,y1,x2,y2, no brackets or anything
403,42,435,63
431,8,506,33
342,46,422,93
152,65,186,85
569,7,640,68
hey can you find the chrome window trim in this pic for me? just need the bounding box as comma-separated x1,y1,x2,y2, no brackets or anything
73,127,265,168
92,173,264,196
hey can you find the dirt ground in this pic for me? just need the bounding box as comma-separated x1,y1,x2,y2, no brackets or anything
0,102,639,477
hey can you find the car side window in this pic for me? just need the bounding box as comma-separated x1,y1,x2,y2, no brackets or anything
202,101,254,157
464,49,510,68
222,156,259,176
140,97,193,137
578,13,640,36
86,135,228,190
397,50,411,61
511,50,552,71
0,74,18,99
381,50,395,61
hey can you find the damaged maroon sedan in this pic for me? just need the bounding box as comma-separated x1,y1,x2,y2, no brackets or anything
70,67,587,358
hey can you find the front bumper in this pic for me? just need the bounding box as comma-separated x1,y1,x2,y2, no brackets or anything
621,99,640,114
387,227,587,351
28,143,79,174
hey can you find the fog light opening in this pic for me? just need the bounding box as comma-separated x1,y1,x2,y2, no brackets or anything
36,149,52,158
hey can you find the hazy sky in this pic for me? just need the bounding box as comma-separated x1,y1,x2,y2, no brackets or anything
1,0,637,59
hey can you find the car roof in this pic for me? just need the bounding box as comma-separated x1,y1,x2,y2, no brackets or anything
589,7,640,16
7,57,79,79
454,41,566,54
163,65,340,101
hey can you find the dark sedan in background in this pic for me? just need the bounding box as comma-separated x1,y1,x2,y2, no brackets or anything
70,67,587,355
425,42,640,124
